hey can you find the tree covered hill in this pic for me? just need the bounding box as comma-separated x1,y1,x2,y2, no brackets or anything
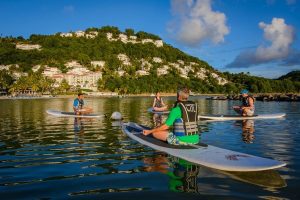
278,71,300,82
0,26,299,94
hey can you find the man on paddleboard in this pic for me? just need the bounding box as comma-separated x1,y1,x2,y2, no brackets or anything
143,87,199,145
233,89,255,116
73,93,93,115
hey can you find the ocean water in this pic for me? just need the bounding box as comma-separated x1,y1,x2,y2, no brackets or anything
0,97,299,199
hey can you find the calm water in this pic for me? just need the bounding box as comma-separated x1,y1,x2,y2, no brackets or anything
0,97,299,199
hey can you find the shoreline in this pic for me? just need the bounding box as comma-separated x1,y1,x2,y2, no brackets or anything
1,92,299,100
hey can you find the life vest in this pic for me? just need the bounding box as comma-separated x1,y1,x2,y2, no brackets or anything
242,96,255,107
76,98,84,109
154,97,163,107
173,101,198,136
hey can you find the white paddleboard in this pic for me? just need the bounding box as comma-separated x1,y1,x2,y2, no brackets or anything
122,122,286,172
147,107,170,114
198,113,286,120
46,109,104,118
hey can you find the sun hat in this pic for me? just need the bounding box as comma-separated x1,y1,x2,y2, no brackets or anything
240,89,249,94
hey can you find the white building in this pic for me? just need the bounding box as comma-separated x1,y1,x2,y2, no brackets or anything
0,65,10,71
157,65,169,76
117,54,131,66
142,39,154,44
75,31,85,37
140,59,152,70
177,60,184,65
136,70,149,76
106,32,163,47
196,68,208,80
117,70,126,77
154,40,163,47
60,33,73,37
32,65,41,72
211,72,228,85
85,31,98,39
42,67,62,77
16,44,41,50
67,67,90,75
129,35,137,40
48,71,102,91
152,57,163,63
65,61,83,68
91,61,105,68
119,34,128,43
106,32,117,41
13,72,28,79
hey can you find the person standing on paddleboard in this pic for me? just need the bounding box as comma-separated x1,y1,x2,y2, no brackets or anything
143,87,199,145
233,89,255,116
152,92,168,112
73,93,93,115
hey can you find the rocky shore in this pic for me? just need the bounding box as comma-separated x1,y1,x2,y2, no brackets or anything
207,94,300,102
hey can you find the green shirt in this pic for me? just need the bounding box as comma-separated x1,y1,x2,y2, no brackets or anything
165,106,199,144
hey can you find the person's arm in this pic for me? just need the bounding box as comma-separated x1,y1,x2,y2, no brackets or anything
73,100,79,112
143,124,169,135
143,107,180,135
152,98,156,108
242,98,254,109
161,98,165,106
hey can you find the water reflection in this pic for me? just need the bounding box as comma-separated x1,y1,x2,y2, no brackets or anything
142,153,286,194
74,118,85,134
234,120,255,143
153,114,163,128
0,97,298,199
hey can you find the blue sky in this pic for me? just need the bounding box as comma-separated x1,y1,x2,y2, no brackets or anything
0,0,299,78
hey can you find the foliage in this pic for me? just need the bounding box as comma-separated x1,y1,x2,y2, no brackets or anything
0,26,299,94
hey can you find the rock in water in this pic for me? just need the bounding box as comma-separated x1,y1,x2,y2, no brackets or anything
111,112,122,120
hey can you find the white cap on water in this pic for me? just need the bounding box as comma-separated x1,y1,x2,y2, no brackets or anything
111,112,122,120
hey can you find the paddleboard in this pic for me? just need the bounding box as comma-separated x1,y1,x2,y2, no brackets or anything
147,108,170,114
122,122,286,172
198,113,286,120
46,109,104,118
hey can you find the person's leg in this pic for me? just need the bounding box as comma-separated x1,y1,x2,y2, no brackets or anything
243,108,254,116
152,130,169,141
233,107,242,115
153,106,168,111
80,107,93,114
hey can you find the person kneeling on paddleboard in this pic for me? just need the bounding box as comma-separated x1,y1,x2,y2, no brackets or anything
233,89,255,117
73,93,93,115
143,87,199,145
152,92,168,112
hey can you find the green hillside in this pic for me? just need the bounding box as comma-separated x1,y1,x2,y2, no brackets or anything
278,71,300,82
0,26,299,94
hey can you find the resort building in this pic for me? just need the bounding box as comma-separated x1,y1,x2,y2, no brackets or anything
16,44,41,50
106,32,164,47
136,70,149,76
152,57,163,63
117,54,131,66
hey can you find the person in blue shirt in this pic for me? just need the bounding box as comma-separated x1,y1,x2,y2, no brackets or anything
73,93,93,115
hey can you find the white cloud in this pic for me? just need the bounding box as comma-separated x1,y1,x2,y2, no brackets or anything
169,0,229,47
256,18,294,61
226,18,295,68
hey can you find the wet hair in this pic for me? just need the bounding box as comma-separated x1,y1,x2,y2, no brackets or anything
177,87,190,100
78,93,83,97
